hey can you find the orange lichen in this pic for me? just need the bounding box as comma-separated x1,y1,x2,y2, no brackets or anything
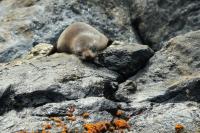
84,121,110,133
82,112,90,119
16,107,131,133
113,119,130,129
61,125,68,133
42,123,52,129
66,116,76,121
175,124,184,133
41,128,47,133
66,112,73,117
16,130,28,133
50,117,62,123
116,110,124,116
56,122,64,128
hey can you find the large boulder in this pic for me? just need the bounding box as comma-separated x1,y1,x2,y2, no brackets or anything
131,0,200,50
95,41,154,78
123,30,200,132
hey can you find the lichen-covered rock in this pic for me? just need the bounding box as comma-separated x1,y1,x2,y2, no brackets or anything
131,0,200,50
95,41,154,78
130,102,200,133
23,43,53,60
0,97,120,133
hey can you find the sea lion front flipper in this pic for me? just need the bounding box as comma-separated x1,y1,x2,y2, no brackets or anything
47,44,57,56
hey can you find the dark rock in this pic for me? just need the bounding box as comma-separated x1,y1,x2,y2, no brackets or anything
95,41,154,78
0,36,6,42
131,0,200,50
149,77,200,103
114,80,137,102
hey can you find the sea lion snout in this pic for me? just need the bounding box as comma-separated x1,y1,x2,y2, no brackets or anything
81,49,96,61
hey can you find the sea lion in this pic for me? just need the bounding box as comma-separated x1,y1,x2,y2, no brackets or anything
47,22,112,60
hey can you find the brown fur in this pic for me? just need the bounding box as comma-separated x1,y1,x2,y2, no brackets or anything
47,22,112,60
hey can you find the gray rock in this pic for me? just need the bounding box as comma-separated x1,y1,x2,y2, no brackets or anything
1,1,200,132
129,30,200,103
131,0,200,50
95,41,154,78
126,30,200,132
129,102,200,133
0,53,120,115
114,80,137,102
149,77,200,103
0,50,131,132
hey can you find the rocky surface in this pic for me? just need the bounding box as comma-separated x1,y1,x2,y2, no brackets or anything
95,41,154,78
131,0,200,50
0,41,153,132
129,30,200,103
0,0,138,62
126,30,200,132
0,0,200,133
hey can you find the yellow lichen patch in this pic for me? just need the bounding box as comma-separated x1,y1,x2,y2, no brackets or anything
116,110,124,116
15,107,131,132
56,122,64,128
50,117,62,123
113,119,130,129
66,116,76,121
82,112,90,119
175,124,184,133
42,123,52,129
61,125,68,133
66,112,73,117
16,130,28,133
84,121,110,133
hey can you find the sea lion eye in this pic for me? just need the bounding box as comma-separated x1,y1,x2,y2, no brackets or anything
91,46,97,52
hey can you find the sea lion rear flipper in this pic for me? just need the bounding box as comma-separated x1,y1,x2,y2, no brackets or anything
107,39,113,47
47,45,57,56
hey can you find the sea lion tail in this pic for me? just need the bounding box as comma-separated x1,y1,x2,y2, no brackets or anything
47,44,57,56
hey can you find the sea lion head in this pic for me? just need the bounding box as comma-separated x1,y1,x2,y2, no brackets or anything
74,45,96,60
81,49,96,60
72,35,98,60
